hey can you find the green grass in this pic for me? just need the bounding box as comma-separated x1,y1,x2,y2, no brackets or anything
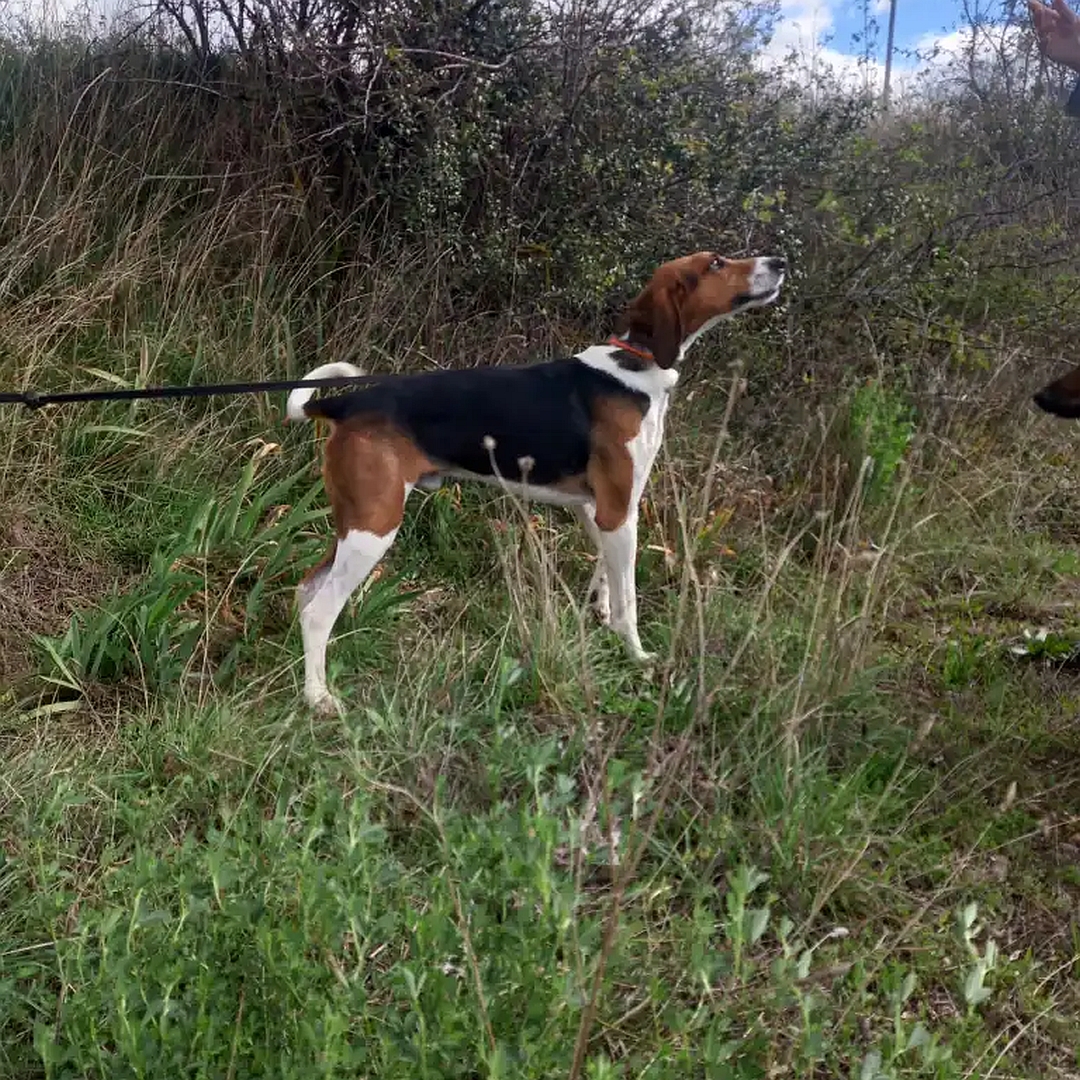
4,324,1080,1079
0,203,1078,1076
3,10,1080,1074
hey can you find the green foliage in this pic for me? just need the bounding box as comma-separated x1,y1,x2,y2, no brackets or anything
0,756,1018,1080
33,452,329,694
846,380,915,508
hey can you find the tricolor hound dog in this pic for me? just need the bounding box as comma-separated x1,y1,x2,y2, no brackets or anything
286,250,786,714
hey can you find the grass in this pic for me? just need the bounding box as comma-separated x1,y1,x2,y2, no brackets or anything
3,312,1080,1079
0,91,1079,1068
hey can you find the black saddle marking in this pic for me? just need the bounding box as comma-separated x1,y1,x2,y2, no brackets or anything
305,359,651,487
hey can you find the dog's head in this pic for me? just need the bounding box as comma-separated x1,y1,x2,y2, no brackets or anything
615,251,786,369
1034,362,1080,419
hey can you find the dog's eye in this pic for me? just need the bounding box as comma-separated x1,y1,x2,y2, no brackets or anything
709,256,727,271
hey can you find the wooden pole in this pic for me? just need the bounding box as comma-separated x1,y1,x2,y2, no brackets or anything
883,0,898,108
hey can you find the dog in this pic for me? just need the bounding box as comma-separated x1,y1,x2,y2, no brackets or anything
285,250,787,714
1034,362,1080,418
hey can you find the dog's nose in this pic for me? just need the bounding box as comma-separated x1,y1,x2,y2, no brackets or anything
767,257,787,274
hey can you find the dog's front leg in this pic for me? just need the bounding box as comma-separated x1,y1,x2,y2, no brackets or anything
573,504,611,626
599,510,654,663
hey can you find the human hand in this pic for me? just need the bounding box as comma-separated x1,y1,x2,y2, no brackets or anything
1030,0,1080,73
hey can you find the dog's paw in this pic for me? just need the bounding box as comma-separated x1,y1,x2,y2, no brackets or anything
588,585,611,626
306,692,344,717
610,623,655,665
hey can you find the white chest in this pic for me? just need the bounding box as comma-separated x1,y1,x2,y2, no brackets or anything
628,391,668,496
574,346,675,499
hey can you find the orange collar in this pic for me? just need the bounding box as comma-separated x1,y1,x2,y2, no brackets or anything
607,335,654,362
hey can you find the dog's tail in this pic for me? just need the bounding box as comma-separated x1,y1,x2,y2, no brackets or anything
285,362,365,422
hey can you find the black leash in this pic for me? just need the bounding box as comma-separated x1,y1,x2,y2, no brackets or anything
0,373,380,411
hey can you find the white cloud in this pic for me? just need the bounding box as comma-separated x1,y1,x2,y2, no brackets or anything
759,0,1040,104
913,21,1027,65
757,0,919,97
909,21,1048,98
761,0,838,65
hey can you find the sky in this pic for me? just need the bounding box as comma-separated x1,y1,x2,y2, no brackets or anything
830,0,959,57
760,0,1031,95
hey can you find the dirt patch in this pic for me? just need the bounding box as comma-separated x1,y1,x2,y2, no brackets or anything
0,513,124,685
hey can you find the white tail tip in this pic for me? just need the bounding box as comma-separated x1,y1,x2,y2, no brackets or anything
285,362,365,422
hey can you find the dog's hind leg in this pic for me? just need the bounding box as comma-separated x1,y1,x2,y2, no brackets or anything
297,425,430,714
298,523,403,714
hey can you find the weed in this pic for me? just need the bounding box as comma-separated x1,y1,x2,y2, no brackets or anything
846,379,916,509
31,448,330,698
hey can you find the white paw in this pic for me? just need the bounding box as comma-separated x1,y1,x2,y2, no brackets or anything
588,582,611,626
587,578,613,630
306,691,344,717
610,623,655,664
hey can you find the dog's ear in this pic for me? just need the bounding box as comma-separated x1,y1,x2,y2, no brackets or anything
649,277,692,369
616,273,692,369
